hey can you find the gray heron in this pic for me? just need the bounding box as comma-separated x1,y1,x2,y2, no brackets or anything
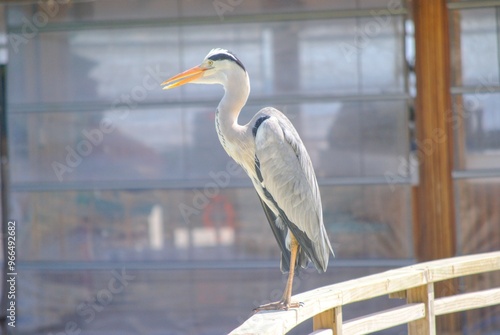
162,49,334,311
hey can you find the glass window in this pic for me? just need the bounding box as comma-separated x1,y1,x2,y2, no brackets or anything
455,178,500,255
450,8,500,87
452,93,500,171
454,177,500,335
6,0,411,333
302,100,409,178
18,266,407,335
6,0,404,25
323,184,412,259
300,17,405,95
449,7,500,334
9,100,409,184
13,184,412,262
10,105,280,185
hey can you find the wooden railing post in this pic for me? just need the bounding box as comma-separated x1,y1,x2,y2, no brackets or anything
407,283,436,335
313,307,342,335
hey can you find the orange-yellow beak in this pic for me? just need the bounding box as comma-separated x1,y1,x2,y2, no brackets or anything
161,65,207,90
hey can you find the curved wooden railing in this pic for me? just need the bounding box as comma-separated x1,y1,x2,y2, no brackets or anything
229,251,500,335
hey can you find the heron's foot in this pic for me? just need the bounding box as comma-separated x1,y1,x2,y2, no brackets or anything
253,300,303,312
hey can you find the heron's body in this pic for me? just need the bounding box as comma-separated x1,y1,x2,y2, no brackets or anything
218,106,331,273
162,48,333,310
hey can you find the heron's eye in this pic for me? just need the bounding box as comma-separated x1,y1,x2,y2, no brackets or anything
207,60,214,67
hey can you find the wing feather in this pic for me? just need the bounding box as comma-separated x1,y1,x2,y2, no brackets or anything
257,196,291,272
254,109,333,272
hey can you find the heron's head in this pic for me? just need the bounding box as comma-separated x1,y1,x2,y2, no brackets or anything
161,48,247,89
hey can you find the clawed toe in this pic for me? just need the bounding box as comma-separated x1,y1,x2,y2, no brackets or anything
253,300,304,312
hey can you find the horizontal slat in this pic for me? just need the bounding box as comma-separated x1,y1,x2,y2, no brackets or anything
342,303,425,335
434,287,500,316
308,330,333,335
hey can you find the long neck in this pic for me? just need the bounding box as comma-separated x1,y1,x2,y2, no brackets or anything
215,69,250,148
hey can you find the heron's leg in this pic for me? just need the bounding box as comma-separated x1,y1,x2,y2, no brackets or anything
280,234,298,306
254,234,302,311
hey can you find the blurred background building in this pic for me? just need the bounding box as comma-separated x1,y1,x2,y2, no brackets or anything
0,0,499,334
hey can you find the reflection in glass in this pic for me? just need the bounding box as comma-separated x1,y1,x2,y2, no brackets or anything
455,178,500,255
452,94,500,170
455,178,500,335
13,184,412,262
451,8,499,87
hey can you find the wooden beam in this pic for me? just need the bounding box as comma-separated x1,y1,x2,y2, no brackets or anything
413,0,456,262
413,2,459,332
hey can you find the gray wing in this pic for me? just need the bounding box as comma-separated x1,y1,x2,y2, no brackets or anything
254,109,334,272
256,196,292,272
